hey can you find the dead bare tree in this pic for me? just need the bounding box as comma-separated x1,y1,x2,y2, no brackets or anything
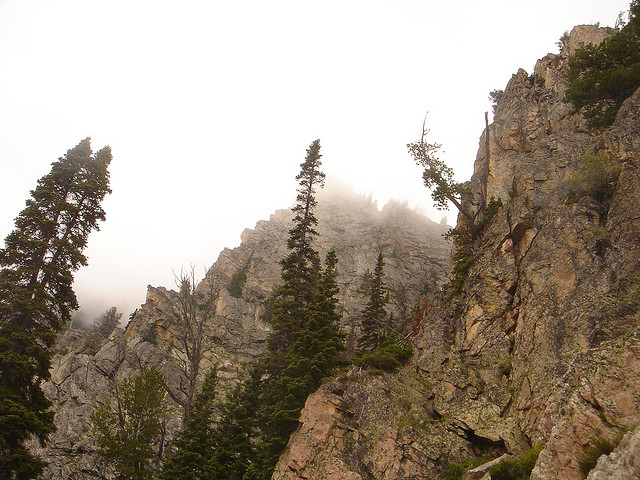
167,267,218,420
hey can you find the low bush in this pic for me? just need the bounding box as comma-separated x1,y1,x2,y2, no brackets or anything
564,1,640,129
488,445,541,480
356,335,412,372
568,151,621,221
578,435,620,475
445,456,495,480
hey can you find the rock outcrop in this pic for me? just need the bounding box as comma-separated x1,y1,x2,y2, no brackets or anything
274,25,640,480
586,424,640,480
36,188,449,479
34,23,640,480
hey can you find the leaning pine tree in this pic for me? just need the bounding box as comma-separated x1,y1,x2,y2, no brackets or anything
0,138,112,479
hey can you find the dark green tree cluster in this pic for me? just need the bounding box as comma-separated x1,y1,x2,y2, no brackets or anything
565,1,640,128
160,140,344,480
95,306,123,337
91,367,167,480
0,138,112,478
358,253,388,352
356,253,412,372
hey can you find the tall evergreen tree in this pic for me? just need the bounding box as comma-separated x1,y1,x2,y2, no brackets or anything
565,1,640,128
254,250,344,477
359,252,388,352
91,367,166,480
268,139,325,355
206,370,262,480
0,138,112,478
159,366,218,480
202,140,343,480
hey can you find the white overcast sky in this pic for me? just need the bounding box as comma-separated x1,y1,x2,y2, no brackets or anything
0,0,630,319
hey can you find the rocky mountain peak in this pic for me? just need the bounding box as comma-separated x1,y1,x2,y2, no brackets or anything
273,24,640,480
37,186,450,478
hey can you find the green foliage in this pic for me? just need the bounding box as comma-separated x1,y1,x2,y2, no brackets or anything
488,446,542,480
356,335,412,373
358,269,373,293
565,1,640,128
0,325,54,478
408,126,474,228
268,140,325,355
159,366,218,480
252,249,344,477
0,138,112,332
568,151,621,220
443,197,503,297
227,258,250,298
556,30,570,51
95,306,122,337
489,89,505,114
142,322,158,345
0,138,111,479
91,367,167,480
578,435,619,475
443,227,474,297
204,141,344,480
444,462,467,480
422,268,440,295
476,197,504,232
359,253,389,352
206,370,261,480
445,456,495,480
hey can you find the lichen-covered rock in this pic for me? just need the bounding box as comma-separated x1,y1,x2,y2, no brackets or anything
585,424,640,480
274,370,474,480
276,24,640,480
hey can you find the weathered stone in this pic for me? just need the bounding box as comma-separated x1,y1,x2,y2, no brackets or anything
585,424,640,480
36,188,448,479
276,24,640,480
32,22,640,480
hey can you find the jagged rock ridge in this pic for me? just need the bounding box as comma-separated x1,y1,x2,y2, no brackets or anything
35,187,450,479
273,25,640,480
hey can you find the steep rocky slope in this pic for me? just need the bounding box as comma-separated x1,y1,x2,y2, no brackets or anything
35,188,449,479
273,25,640,480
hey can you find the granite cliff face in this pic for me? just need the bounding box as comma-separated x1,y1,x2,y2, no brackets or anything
34,24,640,480
273,25,640,480
36,189,449,479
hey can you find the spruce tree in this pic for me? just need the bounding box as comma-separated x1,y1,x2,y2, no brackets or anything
359,252,388,352
203,140,344,480
356,254,412,372
0,138,112,478
206,370,262,480
565,1,640,128
159,367,218,480
91,367,166,480
268,139,325,354
95,307,122,337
